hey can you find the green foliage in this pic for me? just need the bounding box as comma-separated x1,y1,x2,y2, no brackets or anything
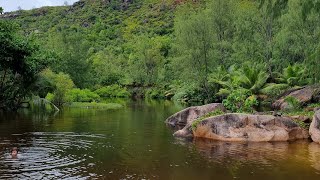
284,96,301,111
274,64,309,87
145,88,165,99
171,83,216,104
45,92,54,102
40,69,74,106
191,110,225,130
66,88,100,103
0,20,49,111
4,0,320,106
260,83,289,97
222,89,258,113
210,63,271,97
95,85,130,98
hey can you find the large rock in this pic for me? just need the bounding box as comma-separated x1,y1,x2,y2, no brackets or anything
273,86,319,110
165,103,225,127
309,110,320,144
174,113,309,142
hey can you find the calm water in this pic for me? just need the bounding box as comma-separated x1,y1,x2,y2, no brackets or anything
1,100,320,179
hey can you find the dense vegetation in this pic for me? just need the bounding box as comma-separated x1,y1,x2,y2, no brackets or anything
1,0,320,111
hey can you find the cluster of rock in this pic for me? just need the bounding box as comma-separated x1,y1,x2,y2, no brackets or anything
166,94,320,143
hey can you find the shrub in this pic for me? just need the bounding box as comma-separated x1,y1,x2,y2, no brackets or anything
145,88,165,99
222,89,258,113
284,96,301,111
45,92,54,102
95,85,130,98
42,71,75,106
66,88,100,102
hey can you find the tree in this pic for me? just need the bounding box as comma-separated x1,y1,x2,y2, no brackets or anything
42,69,74,107
89,50,123,86
46,30,92,88
0,21,49,111
126,35,167,86
302,0,320,20
173,7,214,101
209,0,235,67
0,7,3,14
258,0,288,73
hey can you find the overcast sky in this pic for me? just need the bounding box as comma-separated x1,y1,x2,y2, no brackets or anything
0,0,79,12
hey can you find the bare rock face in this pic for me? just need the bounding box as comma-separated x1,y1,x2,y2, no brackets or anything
174,113,309,142
165,103,225,127
309,110,320,144
273,86,318,110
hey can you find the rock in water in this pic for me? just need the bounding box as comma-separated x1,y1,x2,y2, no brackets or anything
174,113,309,142
310,110,320,144
165,103,225,127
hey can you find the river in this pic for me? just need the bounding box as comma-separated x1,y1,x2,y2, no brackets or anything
0,100,320,179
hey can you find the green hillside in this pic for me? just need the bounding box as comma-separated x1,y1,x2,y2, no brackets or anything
1,0,320,111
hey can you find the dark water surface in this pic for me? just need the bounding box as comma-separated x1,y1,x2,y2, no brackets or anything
1,100,320,179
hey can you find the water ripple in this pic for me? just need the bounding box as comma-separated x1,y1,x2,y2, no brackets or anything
0,132,106,179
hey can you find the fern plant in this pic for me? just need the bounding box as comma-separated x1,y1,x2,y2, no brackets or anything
274,64,309,87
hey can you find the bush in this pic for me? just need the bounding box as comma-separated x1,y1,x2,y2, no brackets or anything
41,71,75,107
171,85,216,104
222,89,258,113
284,96,301,111
145,88,165,99
95,85,130,98
66,88,100,102
45,92,54,102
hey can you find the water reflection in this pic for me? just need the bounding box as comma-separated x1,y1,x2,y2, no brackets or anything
1,100,320,179
189,138,320,177
309,143,320,171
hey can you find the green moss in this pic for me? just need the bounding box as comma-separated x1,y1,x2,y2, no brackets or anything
67,102,122,109
191,110,224,130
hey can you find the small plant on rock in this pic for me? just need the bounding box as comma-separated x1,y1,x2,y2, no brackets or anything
222,89,258,113
284,96,301,111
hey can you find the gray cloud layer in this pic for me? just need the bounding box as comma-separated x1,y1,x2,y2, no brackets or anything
0,0,79,12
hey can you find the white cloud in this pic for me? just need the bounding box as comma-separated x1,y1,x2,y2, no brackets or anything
0,0,79,12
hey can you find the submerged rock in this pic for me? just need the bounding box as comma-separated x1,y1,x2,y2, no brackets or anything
310,110,320,144
173,113,309,142
165,103,225,127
